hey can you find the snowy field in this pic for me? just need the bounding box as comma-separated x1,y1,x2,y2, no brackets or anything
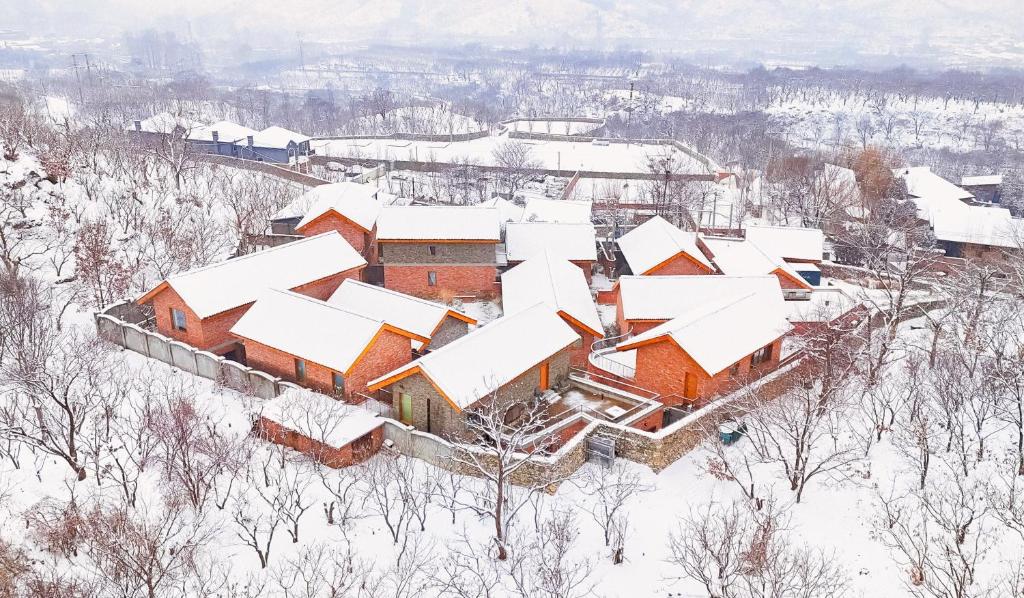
312,134,714,175
502,118,604,136
344,106,483,136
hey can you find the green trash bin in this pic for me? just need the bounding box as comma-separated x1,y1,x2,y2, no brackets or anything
719,419,747,445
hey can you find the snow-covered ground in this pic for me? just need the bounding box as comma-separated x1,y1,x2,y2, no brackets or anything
313,134,714,175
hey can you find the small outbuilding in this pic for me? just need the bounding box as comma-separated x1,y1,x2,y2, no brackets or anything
254,389,384,468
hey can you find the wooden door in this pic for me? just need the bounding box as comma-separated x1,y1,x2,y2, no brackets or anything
683,373,698,399
400,393,413,425
539,362,550,391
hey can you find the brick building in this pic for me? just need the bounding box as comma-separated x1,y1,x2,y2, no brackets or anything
504,222,597,283
501,252,603,368
138,232,366,354
368,304,580,439
254,390,384,468
293,182,395,260
327,279,475,353
616,288,791,405
231,289,418,400
614,275,782,336
376,206,501,300
699,235,813,297
616,215,715,276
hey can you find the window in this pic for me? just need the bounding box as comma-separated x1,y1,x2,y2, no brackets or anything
332,372,345,395
170,308,187,331
427,271,437,286
428,245,438,256
294,358,306,382
751,344,773,366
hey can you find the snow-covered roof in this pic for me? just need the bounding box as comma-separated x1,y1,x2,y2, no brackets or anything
700,236,810,289
617,275,782,322
294,182,391,232
617,216,714,275
896,167,973,220
241,126,312,149
231,289,399,374
505,222,597,262
368,303,579,410
932,205,1024,249
521,198,593,224
961,174,1002,187
376,206,500,241
478,197,525,231
618,290,792,377
130,112,202,134
327,279,474,350
785,288,861,324
743,225,824,262
187,120,258,143
501,252,603,337
259,389,383,449
139,231,366,319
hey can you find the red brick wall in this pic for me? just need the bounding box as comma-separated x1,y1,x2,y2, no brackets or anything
299,213,373,258
344,329,413,399
567,327,594,368
615,293,667,335
383,264,498,299
291,267,365,299
255,417,383,468
242,337,341,395
628,405,664,432
631,337,783,406
150,285,250,352
646,252,712,276
240,329,411,399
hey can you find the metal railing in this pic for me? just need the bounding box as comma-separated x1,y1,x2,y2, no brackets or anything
588,349,636,380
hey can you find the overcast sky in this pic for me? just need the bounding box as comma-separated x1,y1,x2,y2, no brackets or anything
5,0,1023,67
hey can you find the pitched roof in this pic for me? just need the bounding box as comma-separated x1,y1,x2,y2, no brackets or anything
242,126,311,149
505,222,597,262
327,279,475,350
130,112,201,134
368,303,579,410
932,205,1024,249
618,290,792,377
376,206,500,241
896,167,973,220
616,216,714,275
259,389,384,449
138,232,366,319
231,289,404,374
617,275,782,322
501,252,603,337
521,198,593,224
478,197,525,229
700,236,811,289
187,120,258,143
961,174,1002,187
743,225,824,262
295,182,391,232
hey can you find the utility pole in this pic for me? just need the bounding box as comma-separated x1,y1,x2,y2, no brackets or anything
71,54,84,104
625,80,635,129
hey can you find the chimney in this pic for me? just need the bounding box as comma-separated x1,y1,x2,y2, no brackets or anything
133,120,142,131
247,135,254,146
212,130,219,142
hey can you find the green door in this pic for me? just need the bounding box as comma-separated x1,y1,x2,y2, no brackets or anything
400,393,413,425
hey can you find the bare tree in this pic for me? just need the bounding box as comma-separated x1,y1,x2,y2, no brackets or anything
577,460,652,563
447,391,570,561
506,509,594,598
270,542,369,598
491,140,541,197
